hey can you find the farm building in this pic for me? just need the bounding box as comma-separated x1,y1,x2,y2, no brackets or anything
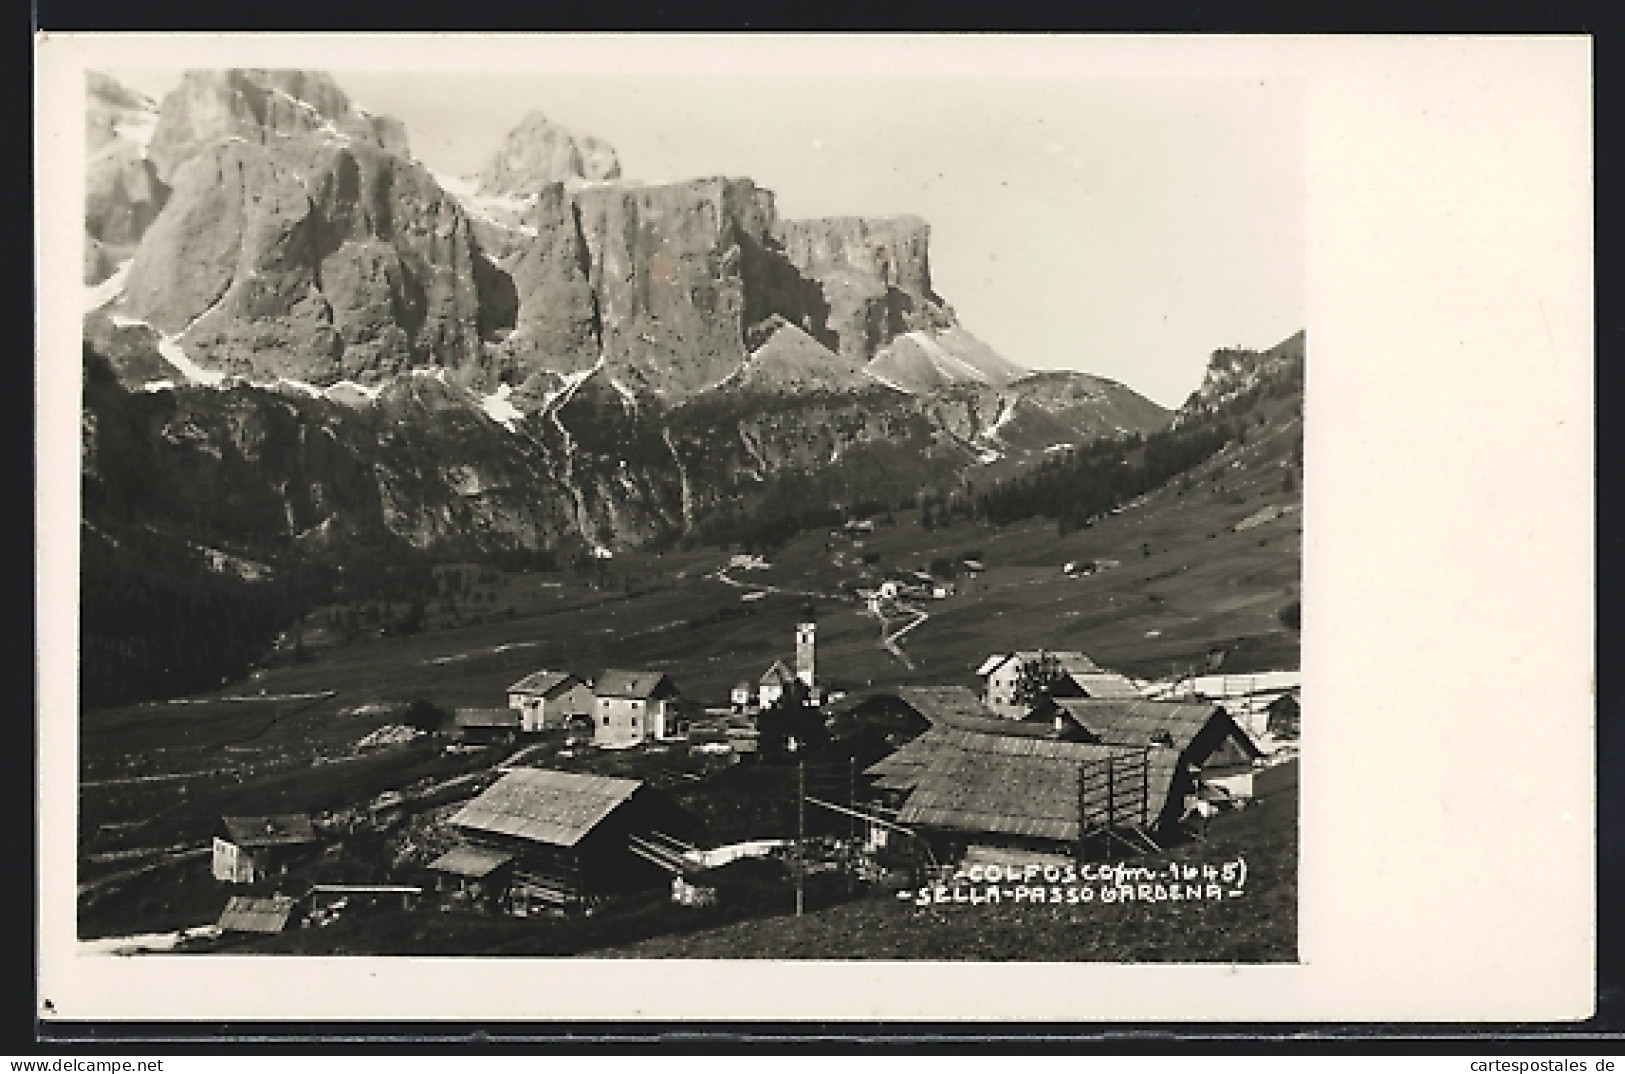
452,707,520,745
757,660,798,710
446,768,692,911
427,845,517,913
730,681,754,714
1044,698,1262,775
506,671,595,733
975,651,1135,719
859,685,1090,741
864,728,1183,859
593,670,683,748
1266,690,1301,739
212,814,317,883
858,690,1264,859
216,894,298,934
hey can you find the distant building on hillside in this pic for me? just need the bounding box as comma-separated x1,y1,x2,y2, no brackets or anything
975,651,1136,719
758,659,798,710
506,670,594,733
730,680,754,715
593,670,683,748
1266,690,1301,739
212,814,316,883
452,707,520,745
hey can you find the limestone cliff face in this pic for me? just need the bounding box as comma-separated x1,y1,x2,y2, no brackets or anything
488,182,601,392
121,135,501,386
146,68,409,185
774,215,954,366
86,140,168,248
575,177,777,397
1176,330,1306,423
86,69,1182,562
85,73,167,282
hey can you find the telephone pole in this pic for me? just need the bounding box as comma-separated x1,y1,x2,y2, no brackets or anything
795,760,806,917
848,756,857,896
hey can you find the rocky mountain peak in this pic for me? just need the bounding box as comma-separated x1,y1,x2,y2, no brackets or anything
1176,330,1306,422
85,72,167,283
146,68,411,185
473,110,622,197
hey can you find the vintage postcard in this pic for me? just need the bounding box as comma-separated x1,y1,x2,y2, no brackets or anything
35,33,1593,1024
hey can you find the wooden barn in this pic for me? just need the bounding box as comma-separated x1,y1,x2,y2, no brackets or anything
859,690,1266,860
452,707,520,745
506,671,595,733
1044,698,1263,777
864,727,1184,859
445,768,692,912
427,845,517,913
212,814,316,883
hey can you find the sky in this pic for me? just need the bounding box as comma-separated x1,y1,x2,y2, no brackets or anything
109,67,1303,408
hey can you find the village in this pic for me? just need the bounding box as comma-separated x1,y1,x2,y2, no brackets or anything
134,588,1300,952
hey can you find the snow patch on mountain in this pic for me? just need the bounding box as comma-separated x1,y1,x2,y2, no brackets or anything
84,261,132,313
481,383,525,431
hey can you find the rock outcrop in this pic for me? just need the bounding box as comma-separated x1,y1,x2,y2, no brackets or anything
775,215,954,366
1177,330,1306,422
574,177,778,396
473,111,621,196
146,68,409,185
120,135,502,386
85,73,167,282
85,67,1180,562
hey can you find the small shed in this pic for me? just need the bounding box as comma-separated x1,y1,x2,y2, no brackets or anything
1266,690,1301,739
452,707,520,745
212,814,316,884
217,895,298,934
428,845,516,913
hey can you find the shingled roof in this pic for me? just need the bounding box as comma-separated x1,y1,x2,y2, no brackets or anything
891,730,1181,842
217,895,297,934
1068,672,1142,699
1051,698,1259,757
594,670,677,700
891,686,1000,725
507,670,581,697
428,845,515,879
222,814,315,847
977,651,1104,678
759,660,797,687
450,768,642,848
887,686,1082,738
453,707,520,729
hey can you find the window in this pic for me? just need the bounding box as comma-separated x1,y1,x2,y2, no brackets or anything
602,716,609,726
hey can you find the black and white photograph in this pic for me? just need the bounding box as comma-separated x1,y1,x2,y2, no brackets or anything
36,33,1593,1024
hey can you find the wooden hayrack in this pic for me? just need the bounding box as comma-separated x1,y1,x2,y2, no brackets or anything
1078,747,1162,857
